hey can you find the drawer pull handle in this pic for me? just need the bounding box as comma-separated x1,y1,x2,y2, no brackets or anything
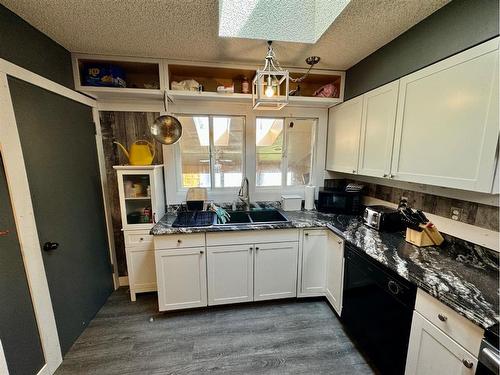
462,359,473,369
437,314,448,322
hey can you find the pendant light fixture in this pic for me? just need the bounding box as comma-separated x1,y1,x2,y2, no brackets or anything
252,41,289,110
252,41,320,111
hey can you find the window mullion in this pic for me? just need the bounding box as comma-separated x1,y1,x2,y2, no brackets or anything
282,117,289,188
208,116,215,189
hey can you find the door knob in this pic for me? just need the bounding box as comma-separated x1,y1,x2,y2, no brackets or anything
43,242,59,251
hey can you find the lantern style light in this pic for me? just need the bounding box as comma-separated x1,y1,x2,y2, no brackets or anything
252,41,289,110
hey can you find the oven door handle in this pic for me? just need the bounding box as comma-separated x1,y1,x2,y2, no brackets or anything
479,342,500,375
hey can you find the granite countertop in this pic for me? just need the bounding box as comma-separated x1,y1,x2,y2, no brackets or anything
151,203,499,330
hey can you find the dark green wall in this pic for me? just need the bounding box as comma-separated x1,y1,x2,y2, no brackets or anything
0,4,74,88
345,0,500,100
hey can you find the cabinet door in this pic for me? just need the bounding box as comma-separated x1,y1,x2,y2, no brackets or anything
325,232,344,315
405,312,477,375
358,81,399,178
127,246,156,299
326,97,363,173
155,247,207,311
299,230,327,296
207,245,253,305
391,40,499,192
254,242,298,301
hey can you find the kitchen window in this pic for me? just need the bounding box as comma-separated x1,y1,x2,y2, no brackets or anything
256,117,316,188
177,115,244,189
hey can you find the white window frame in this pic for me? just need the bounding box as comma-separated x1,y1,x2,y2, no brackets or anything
163,101,329,204
173,113,246,193
255,116,317,190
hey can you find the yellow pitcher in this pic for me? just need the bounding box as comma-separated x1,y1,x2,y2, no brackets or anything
114,140,155,165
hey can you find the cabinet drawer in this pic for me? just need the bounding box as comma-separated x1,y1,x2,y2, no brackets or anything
415,289,484,356
154,233,205,249
206,229,299,246
124,231,153,247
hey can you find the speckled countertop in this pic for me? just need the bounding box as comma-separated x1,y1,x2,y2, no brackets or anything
151,203,499,330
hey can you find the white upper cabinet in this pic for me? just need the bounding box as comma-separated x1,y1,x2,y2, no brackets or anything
391,39,499,192
326,96,363,173
357,81,399,178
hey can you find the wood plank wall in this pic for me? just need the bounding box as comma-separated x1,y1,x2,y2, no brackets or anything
99,111,162,276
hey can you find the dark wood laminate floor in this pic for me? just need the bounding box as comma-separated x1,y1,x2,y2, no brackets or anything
56,288,375,375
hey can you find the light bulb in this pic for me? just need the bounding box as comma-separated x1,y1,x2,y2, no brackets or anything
265,86,274,97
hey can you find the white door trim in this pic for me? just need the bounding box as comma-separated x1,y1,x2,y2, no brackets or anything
0,73,62,372
0,340,9,375
93,108,120,289
0,58,96,107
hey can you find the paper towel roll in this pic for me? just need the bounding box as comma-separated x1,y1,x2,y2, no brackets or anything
304,185,315,210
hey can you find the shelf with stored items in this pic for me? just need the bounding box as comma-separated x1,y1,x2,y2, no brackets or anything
72,53,166,100
166,61,345,107
326,37,499,193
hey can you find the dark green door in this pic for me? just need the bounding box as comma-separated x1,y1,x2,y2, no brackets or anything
8,77,113,355
0,154,45,375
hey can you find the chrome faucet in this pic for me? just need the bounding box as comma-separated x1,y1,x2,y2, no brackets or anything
238,177,250,211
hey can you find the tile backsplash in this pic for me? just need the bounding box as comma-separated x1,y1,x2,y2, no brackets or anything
325,179,499,232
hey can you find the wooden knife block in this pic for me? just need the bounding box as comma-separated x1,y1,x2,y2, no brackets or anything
406,224,444,247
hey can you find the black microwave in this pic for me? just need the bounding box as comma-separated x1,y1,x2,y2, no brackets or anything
317,188,363,214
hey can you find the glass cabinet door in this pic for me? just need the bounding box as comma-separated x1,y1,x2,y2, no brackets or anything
122,174,153,225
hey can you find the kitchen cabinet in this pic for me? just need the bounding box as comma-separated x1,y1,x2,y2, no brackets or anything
125,230,156,301
357,81,399,178
405,311,477,375
391,39,499,192
155,247,207,311
207,245,253,305
115,165,165,301
254,242,298,301
299,229,327,297
326,96,363,173
325,232,344,315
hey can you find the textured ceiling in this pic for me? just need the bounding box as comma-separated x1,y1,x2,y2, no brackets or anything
1,0,450,70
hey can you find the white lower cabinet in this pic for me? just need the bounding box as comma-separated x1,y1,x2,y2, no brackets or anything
155,247,207,311
325,231,344,315
124,229,156,302
254,242,298,301
207,245,253,305
299,229,327,296
405,311,477,375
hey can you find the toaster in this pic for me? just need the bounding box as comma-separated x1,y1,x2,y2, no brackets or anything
363,205,403,231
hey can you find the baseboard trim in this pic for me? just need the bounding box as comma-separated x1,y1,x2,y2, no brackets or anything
364,196,499,252
119,276,129,287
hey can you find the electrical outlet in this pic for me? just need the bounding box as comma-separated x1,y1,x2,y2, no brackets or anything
450,207,462,221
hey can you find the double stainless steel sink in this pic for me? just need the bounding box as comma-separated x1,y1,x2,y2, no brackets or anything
215,208,290,226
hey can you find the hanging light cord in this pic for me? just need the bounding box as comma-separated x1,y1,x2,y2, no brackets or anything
265,41,319,83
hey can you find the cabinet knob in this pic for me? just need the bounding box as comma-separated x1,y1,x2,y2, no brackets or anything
383,174,388,178
199,250,204,254
305,233,309,236
249,246,253,250
43,241,59,251
389,174,395,178
177,239,182,244
462,359,473,369
337,241,342,245
255,247,259,251
352,170,356,174
140,237,144,241
437,313,448,322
